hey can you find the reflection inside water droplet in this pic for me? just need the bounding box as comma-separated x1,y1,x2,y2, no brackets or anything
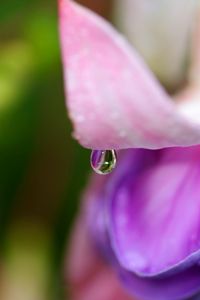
90,149,117,175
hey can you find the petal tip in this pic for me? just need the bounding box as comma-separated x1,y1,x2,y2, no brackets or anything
59,0,200,150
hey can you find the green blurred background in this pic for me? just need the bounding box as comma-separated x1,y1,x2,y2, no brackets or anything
0,0,110,299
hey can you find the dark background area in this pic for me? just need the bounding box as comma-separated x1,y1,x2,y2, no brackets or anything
0,0,111,299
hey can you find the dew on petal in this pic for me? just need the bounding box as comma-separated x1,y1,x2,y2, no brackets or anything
90,150,117,175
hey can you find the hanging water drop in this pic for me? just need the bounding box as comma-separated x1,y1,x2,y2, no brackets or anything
90,149,117,175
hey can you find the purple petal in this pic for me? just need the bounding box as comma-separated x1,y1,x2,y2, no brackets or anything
107,147,200,277
86,146,200,299
120,266,200,300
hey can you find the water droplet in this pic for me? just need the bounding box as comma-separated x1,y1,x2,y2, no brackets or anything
90,150,117,175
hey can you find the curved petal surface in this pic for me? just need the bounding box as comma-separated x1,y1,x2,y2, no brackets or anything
107,147,200,277
87,148,200,299
59,0,200,150
120,266,200,300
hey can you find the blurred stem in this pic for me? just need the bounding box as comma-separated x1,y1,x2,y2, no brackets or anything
51,142,89,300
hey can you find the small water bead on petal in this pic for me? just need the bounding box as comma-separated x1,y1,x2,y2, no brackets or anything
90,150,117,175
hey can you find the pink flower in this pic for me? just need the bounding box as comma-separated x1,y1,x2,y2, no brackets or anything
59,1,200,299
67,204,134,300
59,0,200,151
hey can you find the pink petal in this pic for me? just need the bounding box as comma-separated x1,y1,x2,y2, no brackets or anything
66,211,135,300
59,0,200,150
